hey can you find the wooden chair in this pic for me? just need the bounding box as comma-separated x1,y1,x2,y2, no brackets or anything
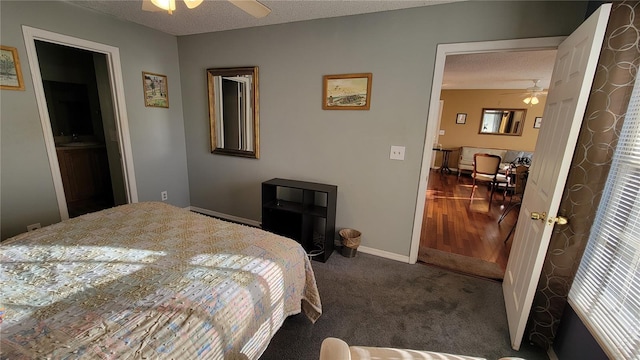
470,153,503,209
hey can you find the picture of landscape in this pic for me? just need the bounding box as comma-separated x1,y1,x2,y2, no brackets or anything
0,46,24,90
142,71,169,108
323,73,372,110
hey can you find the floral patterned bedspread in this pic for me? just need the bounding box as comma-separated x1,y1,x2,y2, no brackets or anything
0,202,321,359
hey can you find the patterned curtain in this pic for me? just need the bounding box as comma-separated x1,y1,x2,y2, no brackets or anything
528,1,640,349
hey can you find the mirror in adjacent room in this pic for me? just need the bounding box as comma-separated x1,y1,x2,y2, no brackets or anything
479,108,526,136
207,66,259,158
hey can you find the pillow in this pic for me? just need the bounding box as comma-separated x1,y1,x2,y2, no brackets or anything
503,150,522,164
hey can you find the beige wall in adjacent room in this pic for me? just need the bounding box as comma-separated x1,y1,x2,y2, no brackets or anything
436,89,545,169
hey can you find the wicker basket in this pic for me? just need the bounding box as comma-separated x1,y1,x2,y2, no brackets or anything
339,229,361,249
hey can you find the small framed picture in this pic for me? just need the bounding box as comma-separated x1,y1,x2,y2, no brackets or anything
323,73,372,110
456,113,467,124
0,45,25,91
142,71,169,108
534,117,542,129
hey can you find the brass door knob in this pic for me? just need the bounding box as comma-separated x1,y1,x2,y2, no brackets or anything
548,216,569,225
531,212,547,221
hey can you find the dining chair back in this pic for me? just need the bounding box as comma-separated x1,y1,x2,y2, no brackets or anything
470,153,502,208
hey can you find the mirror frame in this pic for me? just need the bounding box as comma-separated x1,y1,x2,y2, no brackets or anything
207,66,260,158
479,108,527,136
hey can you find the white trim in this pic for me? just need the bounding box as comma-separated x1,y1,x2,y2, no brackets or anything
189,206,409,262
21,26,138,220
189,206,261,227
356,245,410,263
409,37,566,264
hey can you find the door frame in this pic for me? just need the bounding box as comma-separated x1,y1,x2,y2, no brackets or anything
22,26,138,220
409,37,566,264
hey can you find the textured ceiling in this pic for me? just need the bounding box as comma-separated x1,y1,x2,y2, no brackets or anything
68,0,556,91
69,0,461,36
442,50,557,90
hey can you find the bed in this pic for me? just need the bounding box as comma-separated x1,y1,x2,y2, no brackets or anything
0,202,322,359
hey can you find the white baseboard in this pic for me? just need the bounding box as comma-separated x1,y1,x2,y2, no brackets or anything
189,206,261,228
189,207,410,263
356,245,410,263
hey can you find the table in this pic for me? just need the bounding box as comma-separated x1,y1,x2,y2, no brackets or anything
432,148,454,174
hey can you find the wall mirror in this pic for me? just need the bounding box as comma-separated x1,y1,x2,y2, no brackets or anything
479,108,526,136
207,66,259,158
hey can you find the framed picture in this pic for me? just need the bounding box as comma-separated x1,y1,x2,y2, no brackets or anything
0,45,25,91
534,117,542,129
142,71,169,108
323,73,372,110
456,113,467,124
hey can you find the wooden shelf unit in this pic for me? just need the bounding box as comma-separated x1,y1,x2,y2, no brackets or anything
261,178,337,262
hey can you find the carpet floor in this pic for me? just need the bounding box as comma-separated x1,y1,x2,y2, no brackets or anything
261,251,548,360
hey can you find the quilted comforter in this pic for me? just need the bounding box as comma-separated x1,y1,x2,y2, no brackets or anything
0,202,321,359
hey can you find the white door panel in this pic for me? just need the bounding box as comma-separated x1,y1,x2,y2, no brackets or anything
502,4,611,350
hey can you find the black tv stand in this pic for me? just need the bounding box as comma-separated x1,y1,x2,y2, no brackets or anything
261,178,337,262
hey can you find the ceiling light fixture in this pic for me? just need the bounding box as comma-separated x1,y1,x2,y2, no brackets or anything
184,0,204,9
522,79,544,106
523,95,540,105
145,0,270,17
150,0,177,14
151,0,204,14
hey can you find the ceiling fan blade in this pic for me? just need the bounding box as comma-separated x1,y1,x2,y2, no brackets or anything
228,0,271,18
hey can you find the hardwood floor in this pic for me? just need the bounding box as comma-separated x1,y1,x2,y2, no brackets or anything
418,169,518,272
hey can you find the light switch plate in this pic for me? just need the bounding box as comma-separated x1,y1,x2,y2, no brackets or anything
439,130,445,135
390,146,405,160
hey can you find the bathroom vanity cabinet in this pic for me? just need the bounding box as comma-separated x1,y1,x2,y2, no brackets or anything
56,145,112,214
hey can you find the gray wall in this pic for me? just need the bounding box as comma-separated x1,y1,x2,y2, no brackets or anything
178,1,588,256
0,1,190,240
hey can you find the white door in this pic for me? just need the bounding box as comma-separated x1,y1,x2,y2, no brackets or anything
502,4,611,350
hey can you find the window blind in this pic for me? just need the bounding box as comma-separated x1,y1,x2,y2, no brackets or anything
569,79,640,359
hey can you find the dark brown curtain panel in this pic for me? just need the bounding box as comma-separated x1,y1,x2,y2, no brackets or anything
528,1,640,349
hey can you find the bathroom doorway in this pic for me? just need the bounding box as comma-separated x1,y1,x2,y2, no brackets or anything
34,41,127,218
22,25,138,221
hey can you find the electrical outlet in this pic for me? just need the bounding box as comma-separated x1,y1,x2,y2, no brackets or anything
27,223,41,232
390,145,405,160
161,191,168,201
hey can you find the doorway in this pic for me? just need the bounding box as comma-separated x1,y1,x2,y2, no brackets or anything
34,41,126,217
410,5,611,350
416,50,556,278
22,26,138,220
409,37,566,266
